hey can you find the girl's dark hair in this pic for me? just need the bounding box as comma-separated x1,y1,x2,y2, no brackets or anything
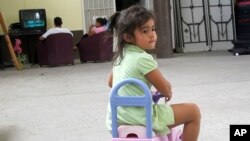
108,5,155,65
96,17,108,26
108,12,121,34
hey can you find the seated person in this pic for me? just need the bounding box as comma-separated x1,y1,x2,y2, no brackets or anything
88,17,108,36
75,17,108,48
39,17,73,40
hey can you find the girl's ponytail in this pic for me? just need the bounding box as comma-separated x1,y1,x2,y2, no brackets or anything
108,12,121,35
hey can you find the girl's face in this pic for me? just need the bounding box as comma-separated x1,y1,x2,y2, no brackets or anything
95,21,101,27
133,18,157,50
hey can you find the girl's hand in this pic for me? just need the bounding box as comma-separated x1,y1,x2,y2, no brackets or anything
152,91,172,103
145,69,172,100
165,91,172,102
164,97,170,103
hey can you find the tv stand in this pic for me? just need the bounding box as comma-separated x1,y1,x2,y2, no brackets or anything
9,29,44,36
21,29,44,35
8,30,44,64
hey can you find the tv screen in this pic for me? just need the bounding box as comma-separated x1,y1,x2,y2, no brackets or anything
19,9,46,32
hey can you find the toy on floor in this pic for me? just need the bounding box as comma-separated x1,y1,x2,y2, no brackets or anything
13,38,29,69
110,78,182,141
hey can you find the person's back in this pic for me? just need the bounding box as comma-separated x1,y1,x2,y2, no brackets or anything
45,27,72,36
40,17,73,40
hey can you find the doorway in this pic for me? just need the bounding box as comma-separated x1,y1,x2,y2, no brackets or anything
115,0,140,11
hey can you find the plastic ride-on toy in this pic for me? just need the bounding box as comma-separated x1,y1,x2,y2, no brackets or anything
110,78,182,141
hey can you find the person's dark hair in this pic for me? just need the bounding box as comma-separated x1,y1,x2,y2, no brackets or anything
54,17,62,26
96,17,108,26
108,5,155,65
107,12,121,34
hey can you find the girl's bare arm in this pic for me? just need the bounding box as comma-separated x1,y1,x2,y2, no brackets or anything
108,71,113,88
145,69,172,100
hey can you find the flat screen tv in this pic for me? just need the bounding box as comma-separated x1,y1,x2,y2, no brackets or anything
19,9,47,32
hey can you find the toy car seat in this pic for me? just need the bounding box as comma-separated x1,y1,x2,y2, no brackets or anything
109,78,169,141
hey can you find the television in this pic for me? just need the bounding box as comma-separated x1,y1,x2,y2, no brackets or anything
19,9,47,32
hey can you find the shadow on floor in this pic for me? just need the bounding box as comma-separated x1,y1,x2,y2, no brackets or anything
0,127,17,141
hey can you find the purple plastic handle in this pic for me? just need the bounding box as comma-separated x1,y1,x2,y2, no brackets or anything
152,91,164,103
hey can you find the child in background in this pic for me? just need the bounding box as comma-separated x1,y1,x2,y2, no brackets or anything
75,17,108,49
106,5,201,141
88,17,108,36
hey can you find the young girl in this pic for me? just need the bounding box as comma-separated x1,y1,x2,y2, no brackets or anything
106,5,201,141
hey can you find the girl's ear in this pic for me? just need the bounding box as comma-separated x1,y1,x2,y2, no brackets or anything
123,33,133,43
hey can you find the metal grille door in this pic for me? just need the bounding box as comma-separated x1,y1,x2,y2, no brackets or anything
179,0,208,45
208,0,235,44
174,0,235,52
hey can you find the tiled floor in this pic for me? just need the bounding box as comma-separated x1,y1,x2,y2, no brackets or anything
1,50,250,141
